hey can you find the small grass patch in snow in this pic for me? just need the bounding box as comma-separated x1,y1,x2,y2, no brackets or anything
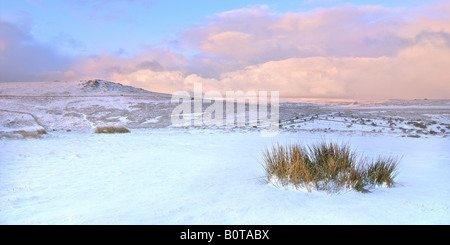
262,141,400,193
94,126,130,134
0,129,48,139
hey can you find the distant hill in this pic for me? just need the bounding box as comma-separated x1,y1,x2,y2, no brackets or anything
0,79,169,97
0,80,174,136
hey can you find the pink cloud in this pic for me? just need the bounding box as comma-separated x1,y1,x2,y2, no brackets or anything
201,31,257,58
182,4,411,63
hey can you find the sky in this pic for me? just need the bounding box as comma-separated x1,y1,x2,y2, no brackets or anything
1,0,450,99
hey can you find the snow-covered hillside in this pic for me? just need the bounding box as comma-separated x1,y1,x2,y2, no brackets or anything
0,80,449,224
1,80,449,138
0,80,173,136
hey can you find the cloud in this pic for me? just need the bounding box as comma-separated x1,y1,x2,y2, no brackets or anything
116,3,450,99
219,42,450,99
63,0,157,22
98,3,437,100
103,37,450,99
63,47,187,82
0,19,74,82
181,4,412,63
157,4,418,84
201,31,257,58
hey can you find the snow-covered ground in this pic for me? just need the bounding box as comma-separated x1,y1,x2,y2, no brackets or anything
1,128,449,225
1,80,449,224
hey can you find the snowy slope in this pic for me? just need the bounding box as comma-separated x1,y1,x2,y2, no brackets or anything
0,80,149,96
0,80,173,135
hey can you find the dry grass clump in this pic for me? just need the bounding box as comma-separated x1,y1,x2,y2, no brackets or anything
0,129,48,139
95,126,130,134
262,141,399,193
15,129,47,139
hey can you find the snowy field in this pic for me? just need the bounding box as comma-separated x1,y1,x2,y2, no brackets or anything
1,80,449,224
1,128,449,225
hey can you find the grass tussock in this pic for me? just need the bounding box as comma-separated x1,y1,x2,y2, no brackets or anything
262,141,400,193
95,126,130,134
0,129,48,139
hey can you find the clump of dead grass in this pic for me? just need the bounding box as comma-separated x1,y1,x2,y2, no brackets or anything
94,126,130,134
0,129,48,139
262,141,400,193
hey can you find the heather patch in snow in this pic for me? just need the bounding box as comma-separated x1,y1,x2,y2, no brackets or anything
263,141,400,193
94,126,130,134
